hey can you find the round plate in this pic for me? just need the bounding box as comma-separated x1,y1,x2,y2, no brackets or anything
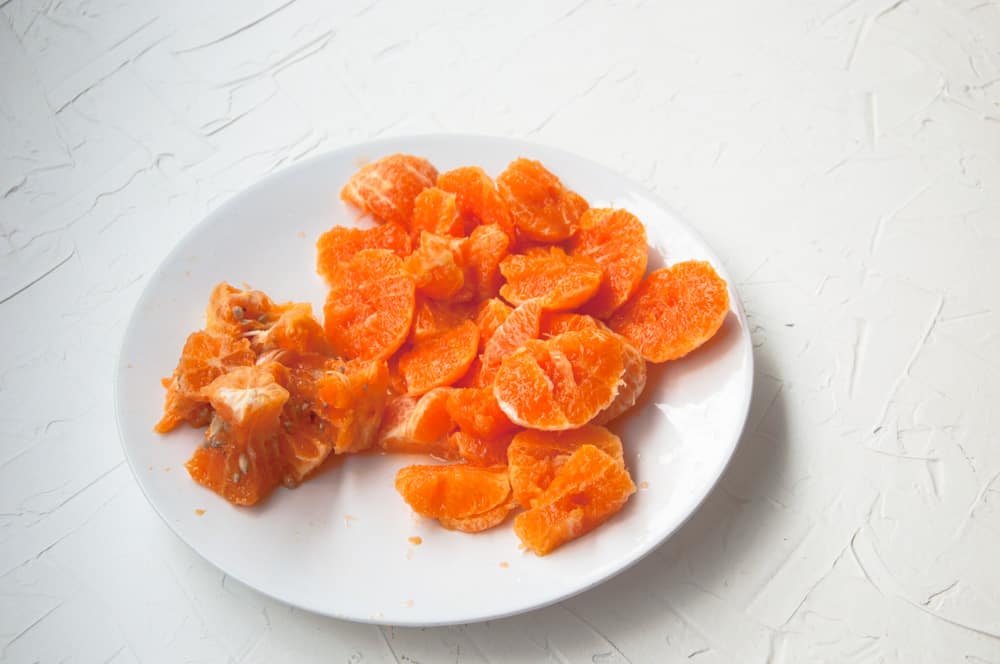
115,135,753,626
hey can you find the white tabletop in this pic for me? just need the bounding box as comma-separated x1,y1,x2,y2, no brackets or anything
2,1,998,662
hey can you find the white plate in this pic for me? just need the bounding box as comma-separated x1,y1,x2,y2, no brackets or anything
115,135,753,626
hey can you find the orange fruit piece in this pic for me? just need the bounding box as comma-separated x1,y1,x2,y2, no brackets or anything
462,223,511,300
315,357,390,455
205,282,291,338
507,425,624,508
450,431,516,467
608,261,729,362
493,328,625,430
567,208,648,319
340,154,437,227
395,463,510,519
514,444,636,555
541,312,605,337
410,297,475,343
156,330,255,433
445,387,516,441
479,298,543,386
377,389,458,459
496,158,588,242
593,338,646,425
398,320,479,395
186,364,290,506
411,187,463,239
439,498,515,532
403,232,468,301
249,303,329,355
474,298,513,350
316,222,412,286
498,246,603,310
436,166,515,239
323,249,416,361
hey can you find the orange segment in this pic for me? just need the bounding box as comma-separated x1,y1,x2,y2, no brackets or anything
323,249,416,361
480,299,543,386
445,387,517,440
395,463,510,519
205,282,292,338
439,498,515,532
249,303,329,355
493,328,625,430
608,261,729,362
341,154,437,227
403,232,467,301
156,330,255,433
316,222,412,286
541,312,606,337
497,158,588,242
437,166,515,239
514,444,636,555
474,298,513,350
377,389,458,459
593,338,646,425
450,431,516,467
398,320,479,395
498,246,602,310
411,187,463,239
462,224,511,301
568,208,648,319
315,357,390,455
410,297,475,343
507,425,624,508
186,364,290,506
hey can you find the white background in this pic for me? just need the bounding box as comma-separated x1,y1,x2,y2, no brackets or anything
2,0,999,662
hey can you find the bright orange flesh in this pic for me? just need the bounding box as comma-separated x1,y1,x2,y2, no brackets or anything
450,431,516,467
323,249,415,361
479,299,543,386
506,425,624,508
541,312,605,337
395,464,510,519
446,387,516,441
499,246,603,310
410,297,475,343
513,444,636,555
377,389,457,459
411,187,463,239
398,320,479,395
568,208,648,319
340,154,437,227
608,261,729,362
497,158,588,242
403,232,467,301
593,338,646,425
493,328,625,430
439,498,515,532
316,222,412,286
250,303,329,355
462,224,510,300
437,166,515,239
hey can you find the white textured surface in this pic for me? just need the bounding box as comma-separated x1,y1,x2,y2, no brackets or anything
1,0,998,661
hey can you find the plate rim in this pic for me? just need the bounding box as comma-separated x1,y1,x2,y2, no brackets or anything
114,132,754,626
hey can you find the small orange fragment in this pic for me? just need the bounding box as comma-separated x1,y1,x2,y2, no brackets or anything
499,246,602,310
323,249,416,361
608,261,729,362
205,282,292,338
513,444,636,555
341,154,437,227
315,357,390,455
593,338,646,425
395,463,511,520
398,320,479,395
445,387,517,440
316,222,412,286
156,330,255,433
479,299,543,386
568,208,648,319
250,303,329,355
403,232,467,301
186,364,290,506
507,425,624,508
493,328,625,430
411,187,463,239
497,158,588,242
437,166,515,239
474,298,513,350
377,389,458,459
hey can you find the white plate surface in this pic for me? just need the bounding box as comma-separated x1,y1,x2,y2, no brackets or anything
116,134,753,626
